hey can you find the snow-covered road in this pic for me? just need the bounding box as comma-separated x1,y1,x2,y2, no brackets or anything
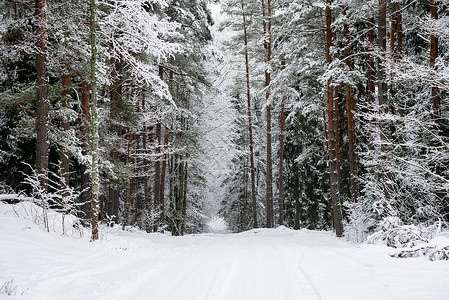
1,203,449,300
116,229,321,300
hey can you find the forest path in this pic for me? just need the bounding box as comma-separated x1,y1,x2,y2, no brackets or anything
2,205,449,300
97,227,448,300
113,227,322,300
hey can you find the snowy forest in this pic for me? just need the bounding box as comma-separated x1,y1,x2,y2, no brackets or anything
1,0,449,298
2,0,448,241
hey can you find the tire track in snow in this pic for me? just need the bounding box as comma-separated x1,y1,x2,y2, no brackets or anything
113,232,324,300
276,242,322,300
112,235,237,300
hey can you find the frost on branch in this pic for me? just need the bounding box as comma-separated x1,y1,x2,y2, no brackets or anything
391,245,449,261
368,217,448,260
21,163,83,235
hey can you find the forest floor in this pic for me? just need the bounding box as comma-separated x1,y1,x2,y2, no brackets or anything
1,202,449,300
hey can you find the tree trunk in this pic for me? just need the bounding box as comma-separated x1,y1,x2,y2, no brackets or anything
141,89,150,231
134,130,141,225
326,0,343,237
181,160,188,235
378,0,392,203
396,8,402,58
430,0,440,124
153,121,161,230
241,0,258,229
60,73,71,192
155,65,163,230
262,0,273,228
367,17,375,105
396,6,404,116
169,153,176,234
35,0,49,190
124,132,133,228
378,0,387,109
160,126,169,228
293,168,300,229
390,8,397,57
80,81,91,219
242,156,249,230
278,56,286,225
89,0,99,240
343,8,358,202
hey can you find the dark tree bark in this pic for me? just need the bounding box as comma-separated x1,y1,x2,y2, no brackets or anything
123,132,133,228
89,0,99,240
367,17,375,105
154,121,161,228
159,70,174,231
60,73,71,191
430,0,441,124
262,0,273,228
326,0,343,237
107,50,120,225
134,126,141,224
80,81,91,219
155,65,163,230
160,126,169,228
390,8,397,57
343,8,358,202
35,0,49,190
241,0,258,229
378,0,387,109
181,160,188,235
278,56,286,225
141,89,150,231
378,0,391,203
397,8,402,58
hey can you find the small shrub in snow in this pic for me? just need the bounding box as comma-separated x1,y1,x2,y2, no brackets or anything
344,201,376,243
386,226,429,248
368,218,449,261
367,217,402,245
391,245,449,261
428,246,449,261
367,217,441,248
21,164,83,235
0,279,26,296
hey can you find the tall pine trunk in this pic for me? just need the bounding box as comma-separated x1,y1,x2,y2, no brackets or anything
397,8,402,58
155,65,163,230
60,73,71,191
262,0,273,228
378,0,390,203
326,1,343,237
160,126,169,227
89,0,99,240
367,17,375,106
378,0,387,110
141,89,150,231
35,0,49,190
181,160,188,235
80,81,91,219
278,56,286,225
430,0,440,124
343,8,358,202
123,132,134,228
241,0,258,228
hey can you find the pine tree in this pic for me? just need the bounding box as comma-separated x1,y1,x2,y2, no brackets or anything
89,0,99,240
35,0,49,191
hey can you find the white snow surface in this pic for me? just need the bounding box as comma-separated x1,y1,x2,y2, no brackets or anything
1,202,449,300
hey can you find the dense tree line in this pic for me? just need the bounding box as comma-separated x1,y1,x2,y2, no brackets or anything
1,0,448,241
0,0,213,238
220,0,449,239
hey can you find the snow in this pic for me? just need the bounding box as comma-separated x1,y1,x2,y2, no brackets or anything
1,202,449,300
